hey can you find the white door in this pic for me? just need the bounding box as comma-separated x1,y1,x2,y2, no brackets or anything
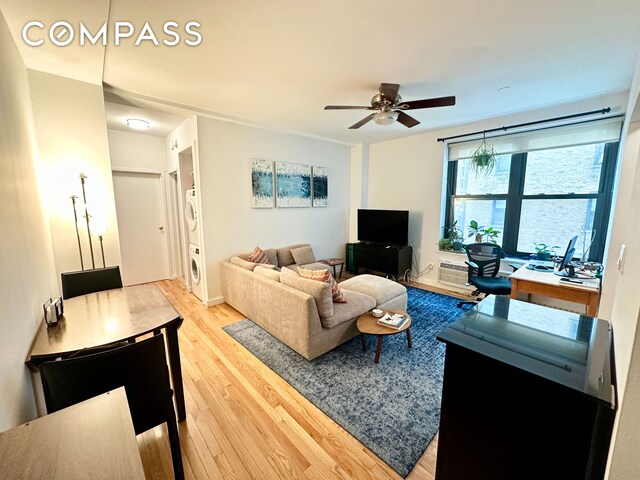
112,171,170,286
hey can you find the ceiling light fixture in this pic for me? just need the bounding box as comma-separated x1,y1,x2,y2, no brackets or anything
126,118,150,130
373,107,399,126
497,86,512,93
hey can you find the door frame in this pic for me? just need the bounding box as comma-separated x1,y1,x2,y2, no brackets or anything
168,169,184,281
111,167,172,282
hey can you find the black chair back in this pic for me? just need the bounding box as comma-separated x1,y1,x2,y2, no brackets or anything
61,266,123,299
465,243,503,279
40,334,184,479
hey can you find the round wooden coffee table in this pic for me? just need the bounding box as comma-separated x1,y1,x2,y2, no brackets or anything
357,310,412,363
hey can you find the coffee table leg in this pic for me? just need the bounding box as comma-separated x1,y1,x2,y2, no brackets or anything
360,333,366,352
407,327,413,348
375,335,383,363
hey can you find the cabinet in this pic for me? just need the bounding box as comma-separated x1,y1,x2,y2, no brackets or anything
435,296,616,480
352,243,412,277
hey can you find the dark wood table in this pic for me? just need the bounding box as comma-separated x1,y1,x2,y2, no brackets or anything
0,387,145,479
321,257,345,279
26,284,186,422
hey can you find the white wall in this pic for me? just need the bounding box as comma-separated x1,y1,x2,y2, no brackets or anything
0,10,56,432
28,71,121,278
196,117,351,304
108,129,168,171
349,143,368,242
605,50,640,480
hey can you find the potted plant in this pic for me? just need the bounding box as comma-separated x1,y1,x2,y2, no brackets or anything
438,237,453,251
468,132,498,178
445,220,465,251
533,243,560,261
467,220,501,244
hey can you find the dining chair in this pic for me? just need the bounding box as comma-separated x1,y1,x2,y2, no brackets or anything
39,334,184,480
60,266,123,299
457,243,517,308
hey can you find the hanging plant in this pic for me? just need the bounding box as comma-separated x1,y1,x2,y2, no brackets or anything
469,132,497,178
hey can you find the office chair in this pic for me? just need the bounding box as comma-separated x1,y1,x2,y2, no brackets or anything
61,266,123,299
457,243,516,308
40,334,184,480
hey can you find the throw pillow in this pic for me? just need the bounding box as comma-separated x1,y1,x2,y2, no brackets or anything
247,246,271,265
297,266,347,303
291,245,317,265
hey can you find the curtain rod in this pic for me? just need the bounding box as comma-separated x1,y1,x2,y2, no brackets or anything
436,107,612,143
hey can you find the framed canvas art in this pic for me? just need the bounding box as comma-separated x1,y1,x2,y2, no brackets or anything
312,166,328,207
275,162,312,207
251,159,274,208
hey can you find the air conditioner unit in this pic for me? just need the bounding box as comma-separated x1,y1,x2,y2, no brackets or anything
438,259,473,289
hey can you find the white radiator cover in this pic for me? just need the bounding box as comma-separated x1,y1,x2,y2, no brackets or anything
438,259,472,289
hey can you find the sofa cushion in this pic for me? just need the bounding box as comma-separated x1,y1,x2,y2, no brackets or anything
230,256,258,271
263,248,278,266
320,290,376,328
340,274,407,306
298,266,346,303
281,271,334,318
247,246,271,264
291,245,316,265
254,265,280,282
277,243,310,267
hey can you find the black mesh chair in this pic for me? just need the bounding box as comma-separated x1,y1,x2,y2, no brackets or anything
61,266,123,299
40,334,184,480
457,243,517,308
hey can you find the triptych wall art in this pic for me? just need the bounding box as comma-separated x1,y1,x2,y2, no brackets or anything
250,159,328,208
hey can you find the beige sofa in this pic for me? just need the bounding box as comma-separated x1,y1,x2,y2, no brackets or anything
220,244,407,360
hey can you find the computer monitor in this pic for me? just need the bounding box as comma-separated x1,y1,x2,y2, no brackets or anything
554,235,579,277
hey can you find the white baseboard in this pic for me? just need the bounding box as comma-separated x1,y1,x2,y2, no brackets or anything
205,296,224,307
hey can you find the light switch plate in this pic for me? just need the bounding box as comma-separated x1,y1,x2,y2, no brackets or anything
617,244,626,273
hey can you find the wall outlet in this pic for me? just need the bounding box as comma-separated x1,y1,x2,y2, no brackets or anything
427,263,434,271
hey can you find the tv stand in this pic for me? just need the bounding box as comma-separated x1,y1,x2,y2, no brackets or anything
352,243,412,277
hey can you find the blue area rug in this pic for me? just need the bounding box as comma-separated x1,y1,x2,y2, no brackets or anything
223,286,468,477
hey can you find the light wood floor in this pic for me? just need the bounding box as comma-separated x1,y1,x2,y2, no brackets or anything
139,279,451,479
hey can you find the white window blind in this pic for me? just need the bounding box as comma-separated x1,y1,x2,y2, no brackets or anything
447,117,623,161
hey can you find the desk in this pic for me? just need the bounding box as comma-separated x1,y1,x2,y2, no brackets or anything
26,284,186,421
0,388,145,479
509,263,601,317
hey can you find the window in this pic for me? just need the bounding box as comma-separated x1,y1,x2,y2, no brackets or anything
444,119,621,262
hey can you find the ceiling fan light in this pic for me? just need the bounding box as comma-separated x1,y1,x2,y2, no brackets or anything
373,110,399,126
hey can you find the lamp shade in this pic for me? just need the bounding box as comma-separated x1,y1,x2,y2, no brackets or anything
373,109,399,126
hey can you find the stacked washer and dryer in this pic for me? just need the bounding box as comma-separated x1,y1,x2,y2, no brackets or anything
185,189,204,301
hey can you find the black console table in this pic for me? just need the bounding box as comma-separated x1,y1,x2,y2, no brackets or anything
352,243,412,277
436,297,616,480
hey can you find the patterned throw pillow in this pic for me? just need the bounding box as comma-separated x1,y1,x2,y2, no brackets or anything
247,246,271,265
298,266,347,303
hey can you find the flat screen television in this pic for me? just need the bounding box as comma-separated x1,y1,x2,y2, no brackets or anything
357,209,409,246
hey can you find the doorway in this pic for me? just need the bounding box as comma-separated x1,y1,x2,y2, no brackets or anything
112,169,171,285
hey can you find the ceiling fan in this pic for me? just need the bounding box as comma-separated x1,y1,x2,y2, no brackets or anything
324,83,455,129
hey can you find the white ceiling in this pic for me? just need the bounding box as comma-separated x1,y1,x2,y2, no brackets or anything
2,0,640,144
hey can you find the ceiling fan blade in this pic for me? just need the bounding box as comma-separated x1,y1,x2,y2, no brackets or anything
398,95,456,110
379,83,400,103
324,105,375,110
349,114,375,129
396,111,420,128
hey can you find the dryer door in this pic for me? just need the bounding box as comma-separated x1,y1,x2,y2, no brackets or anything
185,198,198,232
